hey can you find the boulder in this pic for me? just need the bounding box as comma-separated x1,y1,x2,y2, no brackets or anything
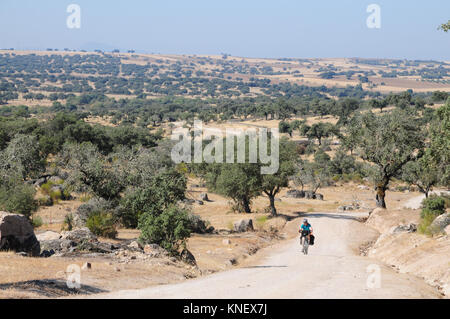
286,190,305,198
182,198,196,205
357,185,370,190
444,225,450,236
81,262,92,270
180,249,196,265
40,239,64,255
304,191,316,199
199,193,209,201
128,241,142,250
188,214,214,234
61,227,97,243
315,193,324,201
37,231,61,242
0,211,40,256
234,219,254,233
391,224,417,234
429,213,450,234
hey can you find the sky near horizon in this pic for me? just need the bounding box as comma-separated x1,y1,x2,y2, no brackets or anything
0,0,449,60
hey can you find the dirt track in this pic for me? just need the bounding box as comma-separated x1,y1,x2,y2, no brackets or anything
90,212,441,299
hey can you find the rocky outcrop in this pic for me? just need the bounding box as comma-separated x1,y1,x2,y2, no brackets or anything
234,219,254,233
36,231,61,241
366,207,450,297
391,224,417,234
189,214,214,234
286,190,305,198
429,213,450,234
180,249,196,265
0,211,40,256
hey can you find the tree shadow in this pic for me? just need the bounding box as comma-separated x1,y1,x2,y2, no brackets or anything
0,279,106,297
296,212,367,221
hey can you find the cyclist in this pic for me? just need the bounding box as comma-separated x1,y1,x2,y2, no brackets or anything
299,219,313,245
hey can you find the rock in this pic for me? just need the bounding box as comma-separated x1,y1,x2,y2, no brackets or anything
40,249,55,258
429,213,450,234
182,198,196,205
391,224,417,234
445,225,450,236
34,177,47,187
222,239,231,245
128,241,141,250
143,244,166,257
60,239,76,251
81,262,92,270
195,200,204,205
61,227,97,243
338,205,355,212
37,231,61,242
16,252,28,257
180,249,196,265
305,191,316,199
286,190,305,198
40,239,64,253
199,193,209,201
226,258,238,266
189,214,214,234
0,211,40,256
315,193,324,201
234,219,254,233
357,185,370,190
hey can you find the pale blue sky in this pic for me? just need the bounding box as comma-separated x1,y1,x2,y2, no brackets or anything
0,0,449,60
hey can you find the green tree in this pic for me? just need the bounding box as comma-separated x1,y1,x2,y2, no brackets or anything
121,169,186,228
304,123,338,146
210,163,262,213
352,110,424,208
138,205,191,253
0,134,45,180
429,102,450,187
438,20,450,32
260,138,297,216
402,151,439,198
278,121,293,137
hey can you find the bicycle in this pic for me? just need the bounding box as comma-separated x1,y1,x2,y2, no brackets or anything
300,231,310,255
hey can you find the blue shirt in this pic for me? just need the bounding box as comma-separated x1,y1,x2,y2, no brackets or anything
301,223,311,231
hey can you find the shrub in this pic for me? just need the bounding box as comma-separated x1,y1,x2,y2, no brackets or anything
86,211,117,239
138,205,191,253
40,181,70,202
420,195,446,219
62,213,74,231
79,194,92,202
0,183,37,219
418,195,447,235
31,215,43,228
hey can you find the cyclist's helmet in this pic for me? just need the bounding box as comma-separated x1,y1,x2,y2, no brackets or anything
303,219,308,223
